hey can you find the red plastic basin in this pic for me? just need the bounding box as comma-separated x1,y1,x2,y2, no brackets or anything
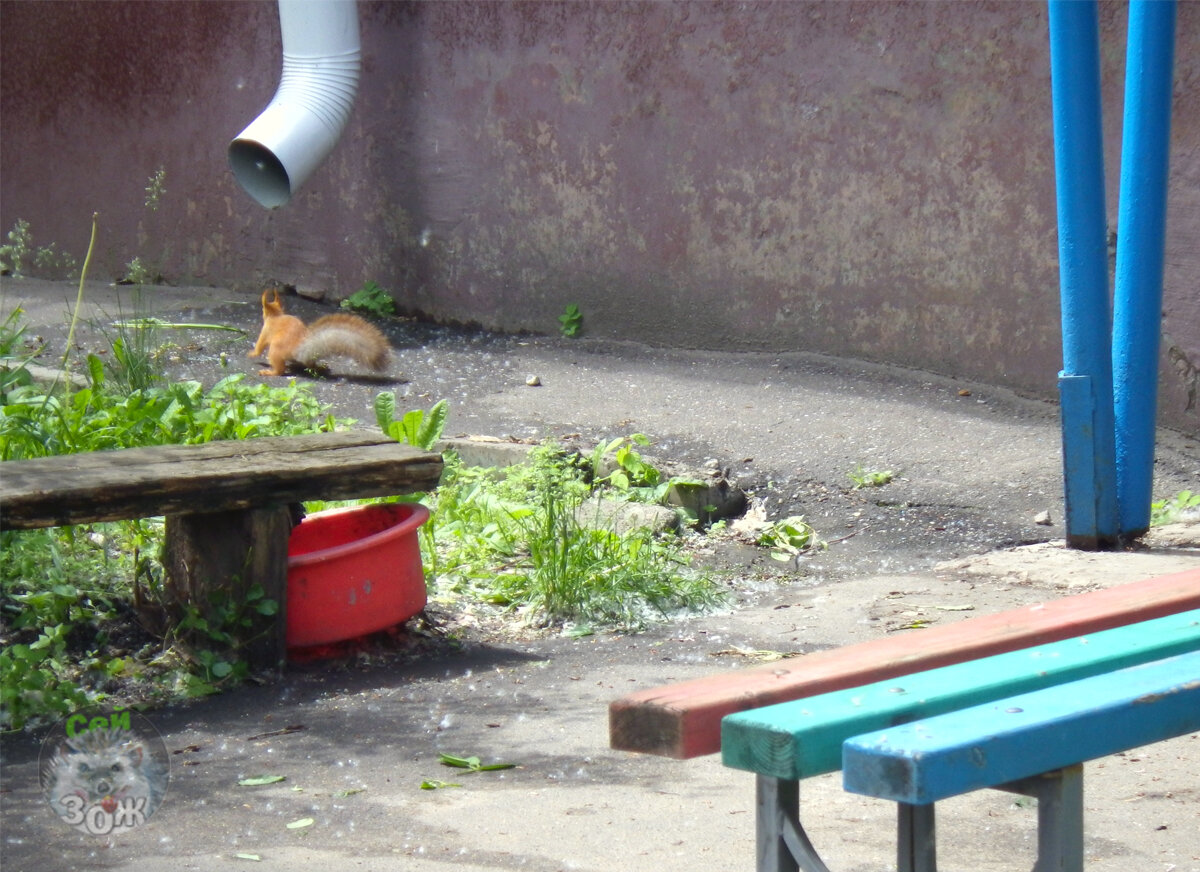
286,502,429,649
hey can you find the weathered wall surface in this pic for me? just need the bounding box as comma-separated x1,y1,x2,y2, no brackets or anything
1,1,1196,432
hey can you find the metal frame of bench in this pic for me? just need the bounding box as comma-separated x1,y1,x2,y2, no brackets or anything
757,765,1088,872
720,610,1200,872
842,651,1200,872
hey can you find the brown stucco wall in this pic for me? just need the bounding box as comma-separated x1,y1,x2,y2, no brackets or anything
1,1,1196,432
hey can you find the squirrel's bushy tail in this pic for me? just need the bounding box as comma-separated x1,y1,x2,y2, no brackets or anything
295,314,391,371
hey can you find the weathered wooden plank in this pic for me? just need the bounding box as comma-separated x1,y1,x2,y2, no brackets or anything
608,567,1200,759
842,650,1200,804
719,609,1200,781
0,431,443,529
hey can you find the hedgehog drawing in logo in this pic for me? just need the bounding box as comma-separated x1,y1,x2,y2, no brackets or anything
42,726,166,834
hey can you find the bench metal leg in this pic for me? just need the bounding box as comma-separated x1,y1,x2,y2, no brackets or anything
756,765,1081,872
756,775,833,872
998,764,1084,872
892,765,1083,872
897,802,937,872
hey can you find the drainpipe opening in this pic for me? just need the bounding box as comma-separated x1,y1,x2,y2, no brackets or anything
229,141,291,210
229,0,361,209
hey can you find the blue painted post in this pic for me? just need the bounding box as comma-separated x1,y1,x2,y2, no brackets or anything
1113,0,1177,538
1047,0,1119,549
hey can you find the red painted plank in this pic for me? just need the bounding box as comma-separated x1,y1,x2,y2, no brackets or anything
608,567,1200,759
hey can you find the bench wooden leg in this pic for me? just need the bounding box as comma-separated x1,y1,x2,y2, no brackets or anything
756,775,833,872
897,802,937,872
163,505,293,672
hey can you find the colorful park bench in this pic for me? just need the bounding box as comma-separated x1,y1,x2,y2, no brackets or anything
609,568,1200,871
840,648,1200,872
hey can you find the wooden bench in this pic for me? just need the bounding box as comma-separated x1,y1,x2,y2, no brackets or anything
721,609,1200,871
608,569,1200,871
840,650,1200,872
609,568,1200,759
0,431,443,666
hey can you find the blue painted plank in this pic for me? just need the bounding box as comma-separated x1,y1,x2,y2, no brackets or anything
843,650,1200,805
721,610,1200,781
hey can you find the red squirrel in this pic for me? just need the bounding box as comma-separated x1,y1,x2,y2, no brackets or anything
248,288,391,377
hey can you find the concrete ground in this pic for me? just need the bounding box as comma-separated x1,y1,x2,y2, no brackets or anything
1,279,1198,871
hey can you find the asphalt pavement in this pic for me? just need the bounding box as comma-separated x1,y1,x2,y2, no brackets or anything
1,278,1198,871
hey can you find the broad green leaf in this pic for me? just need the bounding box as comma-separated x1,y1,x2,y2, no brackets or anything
374,390,396,433
439,753,480,769
86,354,105,388
417,399,448,450
439,752,515,772
401,408,423,446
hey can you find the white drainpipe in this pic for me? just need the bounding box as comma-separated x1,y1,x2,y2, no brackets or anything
229,0,361,208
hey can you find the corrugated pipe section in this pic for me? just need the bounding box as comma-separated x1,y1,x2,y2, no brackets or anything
229,0,361,209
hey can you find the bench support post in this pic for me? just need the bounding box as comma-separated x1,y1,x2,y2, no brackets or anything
889,765,1084,872
998,765,1084,872
163,505,294,672
756,776,833,872
897,802,937,872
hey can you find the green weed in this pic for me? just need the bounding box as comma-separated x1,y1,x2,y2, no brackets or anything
172,583,279,690
120,168,169,285
0,219,32,275
425,441,722,629
376,393,447,451
848,465,894,489
2,367,345,461
0,523,147,730
758,516,823,563
342,280,397,317
144,166,166,212
121,256,163,286
0,219,78,279
98,291,166,393
0,307,39,398
558,304,582,337
590,433,663,494
1151,490,1200,526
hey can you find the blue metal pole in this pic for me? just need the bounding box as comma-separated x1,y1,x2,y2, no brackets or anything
1047,0,1119,549
1113,0,1177,538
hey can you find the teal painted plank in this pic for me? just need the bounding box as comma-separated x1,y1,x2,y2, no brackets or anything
843,650,1200,804
720,609,1200,780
